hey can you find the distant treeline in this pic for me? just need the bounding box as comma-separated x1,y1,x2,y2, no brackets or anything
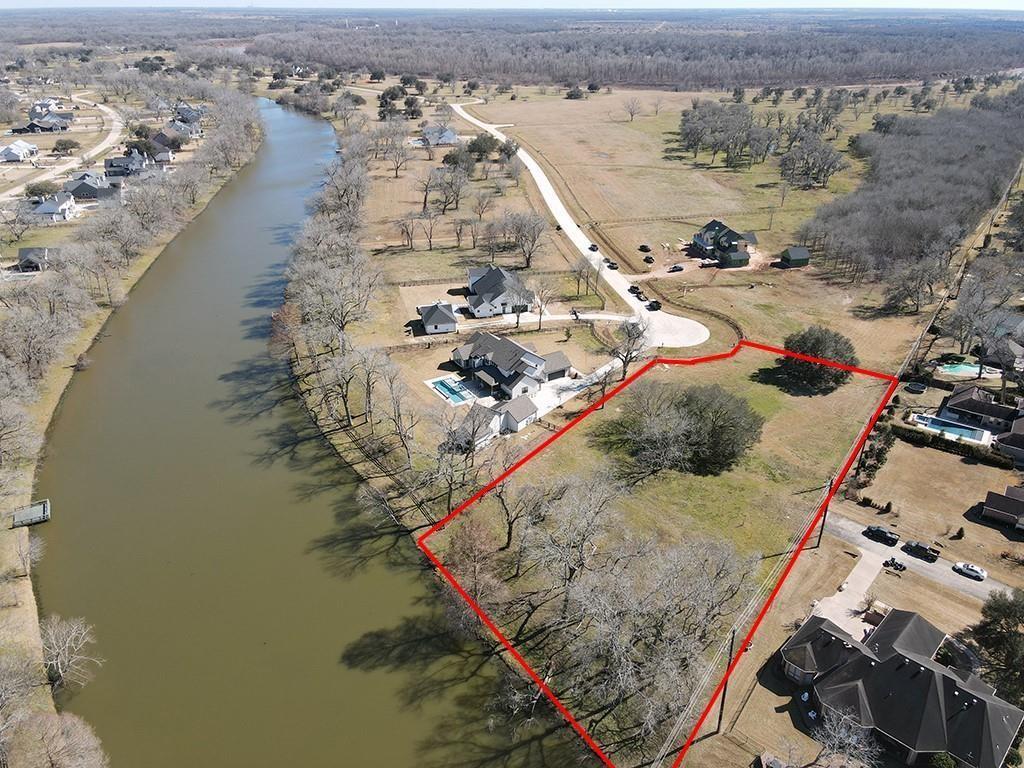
801,86,1024,310
2,9,1024,89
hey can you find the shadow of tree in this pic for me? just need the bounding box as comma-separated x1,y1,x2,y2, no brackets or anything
749,366,825,398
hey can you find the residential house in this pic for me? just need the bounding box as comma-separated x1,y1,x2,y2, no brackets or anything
420,124,458,147
0,140,38,162
451,332,572,400
980,486,1024,531
780,609,1024,768
63,173,119,201
105,150,150,178
994,417,1024,463
148,140,175,165
32,193,79,222
174,103,205,125
940,384,1023,434
465,266,534,318
167,119,203,139
28,102,74,122
13,114,70,133
153,126,188,150
417,301,458,334
16,246,60,272
691,219,754,268
450,395,539,451
780,246,811,268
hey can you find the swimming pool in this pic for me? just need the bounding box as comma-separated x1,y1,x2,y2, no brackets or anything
432,377,472,404
937,362,1001,378
912,413,989,444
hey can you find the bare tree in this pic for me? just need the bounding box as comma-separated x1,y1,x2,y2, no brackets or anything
471,191,494,222
40,615,102,692
529,278,558,329
612,318,648,380
651,95,665,116
396,214,416,250
506,156,524,186
0,204,34,246
15,532,44,577
35,712,109,768
385,141,412,178
622,96,642,121
812,709,883,768
508,211,547,268
419,209,440,250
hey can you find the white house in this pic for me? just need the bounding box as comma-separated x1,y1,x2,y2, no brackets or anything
465,266,534,318
452,395,539,451
33,193,80,222
451,332,572,399
0,140,38,163
417,301,458,334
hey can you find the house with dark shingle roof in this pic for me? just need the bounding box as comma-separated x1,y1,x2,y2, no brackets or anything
465,266,533,318
16,247,60,272
417,301,458,334
448,395,539,451
451,332,572,400
692,219,753,268
980,486,1024,530
941,385,1023,434
780,610,1024,768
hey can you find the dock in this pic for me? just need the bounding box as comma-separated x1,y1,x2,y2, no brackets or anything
10,499,51,528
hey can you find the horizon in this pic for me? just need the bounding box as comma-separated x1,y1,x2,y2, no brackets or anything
0,2,1022,11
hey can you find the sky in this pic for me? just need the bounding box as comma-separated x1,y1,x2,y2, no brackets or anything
0,0,1022,8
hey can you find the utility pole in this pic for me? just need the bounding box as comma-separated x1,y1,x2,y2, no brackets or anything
816,475,835,549
716,628,738,734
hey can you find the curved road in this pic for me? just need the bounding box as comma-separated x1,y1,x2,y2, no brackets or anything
449,100,710,349
1,92,125,204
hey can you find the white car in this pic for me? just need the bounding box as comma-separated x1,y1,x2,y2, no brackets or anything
953,562,988,581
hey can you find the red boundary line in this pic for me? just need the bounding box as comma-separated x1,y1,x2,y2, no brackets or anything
415,339,899,767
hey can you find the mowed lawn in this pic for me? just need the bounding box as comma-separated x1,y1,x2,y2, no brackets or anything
438,345,891,564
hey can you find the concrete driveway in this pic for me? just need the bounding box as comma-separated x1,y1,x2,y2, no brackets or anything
826,512,1009,602
450,100,710,350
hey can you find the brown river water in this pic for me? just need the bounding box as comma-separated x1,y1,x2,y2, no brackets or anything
32,100,480,768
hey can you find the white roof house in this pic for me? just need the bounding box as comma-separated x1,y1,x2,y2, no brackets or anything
0,140,38,162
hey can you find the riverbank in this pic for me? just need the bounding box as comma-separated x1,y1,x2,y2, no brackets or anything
0,132,263,758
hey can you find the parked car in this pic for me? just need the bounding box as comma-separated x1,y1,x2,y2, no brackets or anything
607,262,619,270
648,300,662,311
863,525,900,546
628,285,641,294
643,255,655,264
953,562,987,581
904,381,928,394
698,258,718,269
588,243,599,252
638,243,652,252
903,540,940,563
668,264,685,273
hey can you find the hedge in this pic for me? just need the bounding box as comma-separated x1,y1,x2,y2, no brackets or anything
892,423,1016,469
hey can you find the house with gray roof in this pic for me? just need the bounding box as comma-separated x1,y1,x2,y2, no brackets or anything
691,219,754,268
452,332,572,400
32,192,79,222
16,247,60,272
980,486,1024,531
780,609,1024,768
63,173,118,201
465,266,533,318
941,385,1023,434
417,301,458,334
420,124,458,147
449,395,539,451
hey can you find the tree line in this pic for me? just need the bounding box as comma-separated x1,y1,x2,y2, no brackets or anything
800,84,1024,311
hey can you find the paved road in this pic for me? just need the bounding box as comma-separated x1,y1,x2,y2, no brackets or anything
1,93,124,205
449,100,710,349
826,511,1010,602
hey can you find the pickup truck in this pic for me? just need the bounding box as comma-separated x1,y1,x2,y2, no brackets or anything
903,540,941,563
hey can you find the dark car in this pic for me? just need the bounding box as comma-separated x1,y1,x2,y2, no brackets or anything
903,540,940,563
638,244,652,253
648,300,662,311
607,262,619,270
904,381,928,395
863,525,900,546
628,285,641,294
643,255,655,264
588,244,599,252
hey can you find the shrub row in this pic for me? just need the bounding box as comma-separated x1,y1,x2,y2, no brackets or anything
892,423,1016,468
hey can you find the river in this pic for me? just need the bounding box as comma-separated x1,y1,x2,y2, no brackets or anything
33,99,469,767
